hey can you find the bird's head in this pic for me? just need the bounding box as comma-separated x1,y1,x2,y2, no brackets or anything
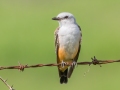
52,12,76,26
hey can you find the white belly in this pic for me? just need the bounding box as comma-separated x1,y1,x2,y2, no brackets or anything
58,25,81,60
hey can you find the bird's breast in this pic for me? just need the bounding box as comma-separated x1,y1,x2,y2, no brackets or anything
58,26,81,60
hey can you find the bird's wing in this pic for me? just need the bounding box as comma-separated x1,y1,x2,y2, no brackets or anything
67,25,82,78
54,27,61,77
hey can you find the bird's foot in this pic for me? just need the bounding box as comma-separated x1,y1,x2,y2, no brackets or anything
61,60,66,68
71,61,77,68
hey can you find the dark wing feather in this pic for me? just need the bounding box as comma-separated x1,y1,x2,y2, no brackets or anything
54,27,61,77
67,25,82,78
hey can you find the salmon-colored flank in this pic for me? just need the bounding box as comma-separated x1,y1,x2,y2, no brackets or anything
58,46,79,72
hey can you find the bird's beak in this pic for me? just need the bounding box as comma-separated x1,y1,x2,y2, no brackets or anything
52,17,59,20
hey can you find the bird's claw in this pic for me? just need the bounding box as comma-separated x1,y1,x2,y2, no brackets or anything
61,61,66,68
71,61,77,68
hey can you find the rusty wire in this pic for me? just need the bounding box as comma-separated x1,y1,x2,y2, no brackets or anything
0,56,120,90
0,56,120,71
0,77,15,90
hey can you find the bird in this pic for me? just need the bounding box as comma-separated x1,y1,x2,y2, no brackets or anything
52,12,82,84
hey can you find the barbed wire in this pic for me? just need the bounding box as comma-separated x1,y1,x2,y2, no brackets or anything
0,56,120,71
0,77,15,90
1,56,120,90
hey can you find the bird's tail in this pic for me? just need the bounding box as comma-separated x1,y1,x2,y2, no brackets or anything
59,69,68,84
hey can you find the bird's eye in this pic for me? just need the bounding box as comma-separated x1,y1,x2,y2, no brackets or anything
64,16,68,19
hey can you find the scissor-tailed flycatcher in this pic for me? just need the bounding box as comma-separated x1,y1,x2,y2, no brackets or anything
52,12,82,84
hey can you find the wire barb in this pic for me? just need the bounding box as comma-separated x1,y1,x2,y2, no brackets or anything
0,77,15,90
91,56,102,67
18,61,27,71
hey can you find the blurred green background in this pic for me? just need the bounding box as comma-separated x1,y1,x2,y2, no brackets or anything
0,0,120,90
